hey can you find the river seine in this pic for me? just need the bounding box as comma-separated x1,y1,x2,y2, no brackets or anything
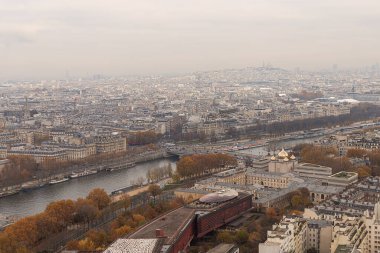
0,158,177,217
0,136,318,218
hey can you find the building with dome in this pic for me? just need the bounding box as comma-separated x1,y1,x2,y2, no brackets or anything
268,148,298,173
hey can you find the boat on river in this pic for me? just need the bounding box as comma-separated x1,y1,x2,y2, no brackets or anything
106,162,136,172
49,177,70,185
0,188,20,198
21,181,46,191
69,169,98,179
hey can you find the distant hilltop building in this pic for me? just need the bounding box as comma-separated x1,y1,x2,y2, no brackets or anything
268,148,297,173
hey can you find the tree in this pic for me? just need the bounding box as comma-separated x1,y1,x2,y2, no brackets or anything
45,199,76,230
298,187,310,199
132,214,145,225
176,153,237,179
165,163,173,178
120,194,131,211
176,156,196,179
148,184,162,204
291,195,303,209
249,231,262,242
357,166,372,178
265,207,277,218
74,198,99,225
146,169,153,183
235,230,249,244
142,205,158,219
85,229,108,249
347,148,368,158
216,231,234,243
76,238,96,251
4,216,39,247
0,232,30,253
128,131,160,145
86,188,111,210
113,225,132,238
34,213,55,239
136,176,145,186
300,144,354,173
169,197,185,209
66,240,80,250
172,173,180,183
2,155,38,185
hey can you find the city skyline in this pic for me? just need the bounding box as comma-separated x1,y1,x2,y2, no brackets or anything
1,0,380,80
2,2,380,252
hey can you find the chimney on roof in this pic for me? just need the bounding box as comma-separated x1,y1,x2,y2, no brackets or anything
156,229,165,238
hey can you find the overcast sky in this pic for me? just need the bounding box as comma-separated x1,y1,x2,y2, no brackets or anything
1,0,380,80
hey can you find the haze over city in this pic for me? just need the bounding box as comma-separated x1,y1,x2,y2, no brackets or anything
2,1,380,253
1,0,380,80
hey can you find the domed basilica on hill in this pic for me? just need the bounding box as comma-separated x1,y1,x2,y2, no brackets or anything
268,148,298,173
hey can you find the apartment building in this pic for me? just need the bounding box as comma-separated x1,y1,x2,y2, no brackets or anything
92,135,127,153
259,216,308,253
365,202,380,253
307,220,332,253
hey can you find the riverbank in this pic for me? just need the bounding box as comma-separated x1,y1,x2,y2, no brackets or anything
177,120,379,158
0,150,172,198
0,158,177,217
1,120,377,217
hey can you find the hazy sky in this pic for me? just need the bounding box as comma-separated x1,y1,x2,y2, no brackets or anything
1,0,380,80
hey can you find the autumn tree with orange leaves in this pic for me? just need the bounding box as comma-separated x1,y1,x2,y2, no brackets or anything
0,189,106,252
86,188,111,210
300,144,354,173
176,153,237,179
346,148,368,158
